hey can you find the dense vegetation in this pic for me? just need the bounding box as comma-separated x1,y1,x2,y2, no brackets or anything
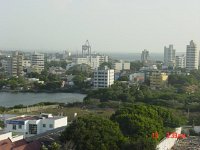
60,104,185,150
60,115,125,150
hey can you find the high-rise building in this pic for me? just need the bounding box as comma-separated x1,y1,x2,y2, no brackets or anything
93,66,114,88
176,55,186,68
186,40,199,71
164,45,176,66
31,52,44,73
6,51,24,77
141,49,150,64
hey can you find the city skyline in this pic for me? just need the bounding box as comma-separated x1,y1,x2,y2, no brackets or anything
0,0,200,52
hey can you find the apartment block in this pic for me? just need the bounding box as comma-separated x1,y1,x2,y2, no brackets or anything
186,40,199,71
93,66,114,88
150,71,168,89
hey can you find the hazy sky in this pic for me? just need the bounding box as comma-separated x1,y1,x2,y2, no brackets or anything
0,0,199,53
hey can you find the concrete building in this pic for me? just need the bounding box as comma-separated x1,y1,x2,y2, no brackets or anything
49,66,66,75
5,51,24,77
164,45,176,67
150,71,168,89
23,59,31,68
5,113,67,138
31,52,44,73
1,59,7,69
113,60,130,71
176,55,186,68
129,72,145,83
141,49,150,64
93,66,114,88
72,55,108,69
186,40,199,71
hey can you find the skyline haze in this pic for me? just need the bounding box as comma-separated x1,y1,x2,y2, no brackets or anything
0,0,200,53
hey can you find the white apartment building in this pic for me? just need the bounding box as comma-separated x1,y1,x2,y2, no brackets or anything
176,55,186,68
31,52,44,73
73,55,108,69
93,66,114,88
186,40,199,71
164,45,176,66
5,113,67,138
113,60,130,71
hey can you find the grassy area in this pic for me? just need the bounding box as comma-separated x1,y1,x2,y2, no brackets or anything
5,106,115,122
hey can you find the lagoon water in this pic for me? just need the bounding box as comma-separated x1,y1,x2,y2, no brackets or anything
0,92,86,107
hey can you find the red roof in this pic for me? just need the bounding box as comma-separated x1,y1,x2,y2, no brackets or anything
0,138,41,150
13,140,41,150
0,138,13,150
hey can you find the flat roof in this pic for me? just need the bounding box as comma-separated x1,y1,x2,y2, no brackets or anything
8,115,66,121
9,116,41,121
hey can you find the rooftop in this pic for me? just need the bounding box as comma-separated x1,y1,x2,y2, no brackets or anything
7,114,66,122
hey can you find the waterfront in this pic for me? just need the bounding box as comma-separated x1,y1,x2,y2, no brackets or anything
0,92,86,107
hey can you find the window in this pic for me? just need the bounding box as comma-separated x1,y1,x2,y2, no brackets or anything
43,124,46,128
49,124,53,128
18,125,22,129
13,125,16,130
29,124,37,134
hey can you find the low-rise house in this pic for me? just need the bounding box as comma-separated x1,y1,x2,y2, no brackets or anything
129,72,145,83
5,113,67,138
27,78,44,84
49,67,66,75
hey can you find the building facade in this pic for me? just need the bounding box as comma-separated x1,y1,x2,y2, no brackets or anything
5,113,67,138
164,45,176,67
31,52,44,73
5,51,24,77
113,60,130,71
150,71,168,89
176,55,186,68
72,55,108,70
93,66,114,88
186,40,199,71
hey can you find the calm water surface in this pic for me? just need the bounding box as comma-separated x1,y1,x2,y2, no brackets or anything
0,92,86,107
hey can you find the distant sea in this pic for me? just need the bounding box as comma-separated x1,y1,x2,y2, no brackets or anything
104,52,185,61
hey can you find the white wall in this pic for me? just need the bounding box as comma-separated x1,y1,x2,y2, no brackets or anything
54,117,67,128
5,121,28,137
11,135,24,142
0,132,12,141
0,132,23,142
40,119,55,133
194,126,200,133
156,127,182,150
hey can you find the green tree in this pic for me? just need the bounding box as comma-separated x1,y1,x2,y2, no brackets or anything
60,115,125,150
118,76,129,81
49,142,61,150
8,80,18,90
130,61,143,71
41,145,48,150
99,62,112,69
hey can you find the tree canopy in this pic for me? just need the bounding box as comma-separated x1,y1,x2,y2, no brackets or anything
111,104,186,149
60,115,125,150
